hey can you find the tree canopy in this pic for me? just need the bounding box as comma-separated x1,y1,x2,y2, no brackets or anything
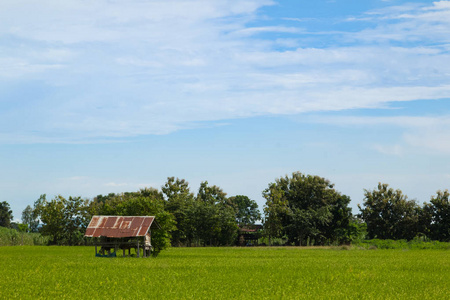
8,173,450,249
359,183,421,240
0,201,13,228
263,172,353,246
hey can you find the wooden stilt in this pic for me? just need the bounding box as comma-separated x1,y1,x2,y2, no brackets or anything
137,241,140,258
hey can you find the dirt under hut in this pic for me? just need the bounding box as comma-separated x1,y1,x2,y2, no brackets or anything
84,215,160,258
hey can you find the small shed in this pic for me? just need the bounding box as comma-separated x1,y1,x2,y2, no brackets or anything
85,215,160,257
238,224,263,246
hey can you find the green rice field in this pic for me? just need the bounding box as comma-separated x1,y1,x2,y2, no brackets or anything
0,246,449,299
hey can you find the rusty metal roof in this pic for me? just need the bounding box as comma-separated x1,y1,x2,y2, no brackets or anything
239,225,263,233
84,216,160,238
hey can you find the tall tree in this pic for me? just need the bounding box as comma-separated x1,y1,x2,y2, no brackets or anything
263,182,288,245
0,201,13,228
162,177,195,246
359,183,419,240
187,181,238,246
228,195,261,226
34,195,89,245
428,190,450,241
263,172,353,245
21,205,39,233
34,196,66,244
197,181,227,205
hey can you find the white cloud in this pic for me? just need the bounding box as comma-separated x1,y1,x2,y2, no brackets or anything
309,114,450,155
373,144,404,156
1,0,450,143
353,1,450,42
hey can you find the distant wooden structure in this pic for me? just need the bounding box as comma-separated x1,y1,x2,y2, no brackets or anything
238,224,263,246
84,216,160,258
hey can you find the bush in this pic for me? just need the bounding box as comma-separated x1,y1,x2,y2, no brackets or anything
0,226,50,246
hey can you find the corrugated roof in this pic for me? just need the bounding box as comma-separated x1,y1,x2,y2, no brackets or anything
84,216,160,238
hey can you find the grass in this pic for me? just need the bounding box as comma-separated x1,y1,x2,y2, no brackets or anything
0,246,449,299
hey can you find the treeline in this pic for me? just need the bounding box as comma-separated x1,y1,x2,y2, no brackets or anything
3,178,261,252
264,173,450,245
1,172,449,250
359,183,450,241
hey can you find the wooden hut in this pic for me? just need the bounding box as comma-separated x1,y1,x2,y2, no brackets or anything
238,224,263,246
84,215,160,258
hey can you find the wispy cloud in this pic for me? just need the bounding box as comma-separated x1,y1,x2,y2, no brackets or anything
309,114,450,154
1,0,449,144
373,144,404,156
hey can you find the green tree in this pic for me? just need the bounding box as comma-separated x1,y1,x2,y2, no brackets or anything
21,205,39,233
34,195,89,245
263,182,288,245
228,195,261,226
428,190,450,241
187,181,238,246
35,195,66,244
197,181,227,205
263,172,353,245
358,183,419,240
162,177,195,246
0,201,13,228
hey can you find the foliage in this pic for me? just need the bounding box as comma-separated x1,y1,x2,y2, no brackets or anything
0,201,13,228
427,190,450,242
21,205,39,233
161,177,195,246
262,182,288,245
34,194,90,245
358,183,420,240
1,246,449,299
185,181,238,246
228,195,261,226
12,175,450,248
263,172,353,245
0,226,49,246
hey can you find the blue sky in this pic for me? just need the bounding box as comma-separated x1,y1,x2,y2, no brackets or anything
1,0,450,220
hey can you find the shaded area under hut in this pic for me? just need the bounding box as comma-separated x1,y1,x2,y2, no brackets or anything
84,215,160,257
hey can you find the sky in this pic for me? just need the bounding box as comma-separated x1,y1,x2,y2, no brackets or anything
1,0,450,221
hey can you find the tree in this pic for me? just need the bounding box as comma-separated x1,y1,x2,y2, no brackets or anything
263,172,353,245
22,205,39,233
162,177,195,246
358,183,419,240
228,195,261,226
197,181,227,205
428,190,450,241
0,201,13,228
34,195,66,244
186,181,238,246
34,195,90,245
263,182,288,245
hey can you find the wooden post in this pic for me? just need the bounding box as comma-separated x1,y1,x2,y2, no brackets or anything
137,241,140,258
